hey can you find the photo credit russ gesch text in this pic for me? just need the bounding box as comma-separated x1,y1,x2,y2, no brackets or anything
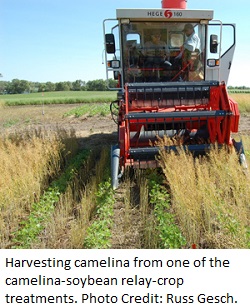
0,249,249,306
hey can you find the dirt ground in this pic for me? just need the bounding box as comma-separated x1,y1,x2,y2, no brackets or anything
0,103,249,139
239,114,250,134
0,104,118,148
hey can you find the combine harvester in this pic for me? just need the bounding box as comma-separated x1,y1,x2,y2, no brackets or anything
103,0,246,189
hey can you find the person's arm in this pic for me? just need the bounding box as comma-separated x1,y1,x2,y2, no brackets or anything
183,34,199,52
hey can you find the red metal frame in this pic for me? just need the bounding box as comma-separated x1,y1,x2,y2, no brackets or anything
117,82,240,168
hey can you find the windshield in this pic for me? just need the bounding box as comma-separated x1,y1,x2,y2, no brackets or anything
121,21,206,83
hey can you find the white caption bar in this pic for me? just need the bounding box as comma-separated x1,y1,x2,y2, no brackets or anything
1,249,249,306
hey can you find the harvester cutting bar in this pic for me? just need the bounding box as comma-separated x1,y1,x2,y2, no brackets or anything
129,144,211,161
126,110,228,120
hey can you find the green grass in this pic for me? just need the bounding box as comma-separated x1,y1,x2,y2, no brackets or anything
1,91,117,106
83,180,115,249
148,179,187,249
12,149,90,248
3,119,19,128
64,103,110,118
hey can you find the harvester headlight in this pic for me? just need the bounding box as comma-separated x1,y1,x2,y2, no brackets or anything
110,60,120,68
207,59,220,67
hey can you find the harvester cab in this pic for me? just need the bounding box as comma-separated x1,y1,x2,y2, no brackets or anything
103,0,246,189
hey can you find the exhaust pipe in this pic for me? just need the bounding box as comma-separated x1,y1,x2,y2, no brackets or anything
161,0,187,9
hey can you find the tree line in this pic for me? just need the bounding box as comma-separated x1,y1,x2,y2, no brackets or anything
1,79,249,95
0,79,118,94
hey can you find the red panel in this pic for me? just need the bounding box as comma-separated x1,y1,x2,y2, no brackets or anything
228,97,240,133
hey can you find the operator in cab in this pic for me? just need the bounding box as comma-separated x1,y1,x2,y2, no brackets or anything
176,23,200,58
175,23,203,81
144,30,170,67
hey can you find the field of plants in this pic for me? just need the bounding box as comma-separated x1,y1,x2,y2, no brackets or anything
0,91,249,249
0,91,117,106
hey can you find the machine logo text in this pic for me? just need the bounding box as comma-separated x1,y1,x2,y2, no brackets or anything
147,11,164,17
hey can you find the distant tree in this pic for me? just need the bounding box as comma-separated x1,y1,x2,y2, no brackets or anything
0,81,9,94
45,82,55,92
6,79,30,94
65,81,72,91
38,83,46,92
55,81,71,91
71,79,85,91
86,79,107,91
108,78,118,88
55,82,64,91
29,82,40,93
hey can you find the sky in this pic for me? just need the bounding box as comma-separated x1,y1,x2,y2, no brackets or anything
1,0,250,86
